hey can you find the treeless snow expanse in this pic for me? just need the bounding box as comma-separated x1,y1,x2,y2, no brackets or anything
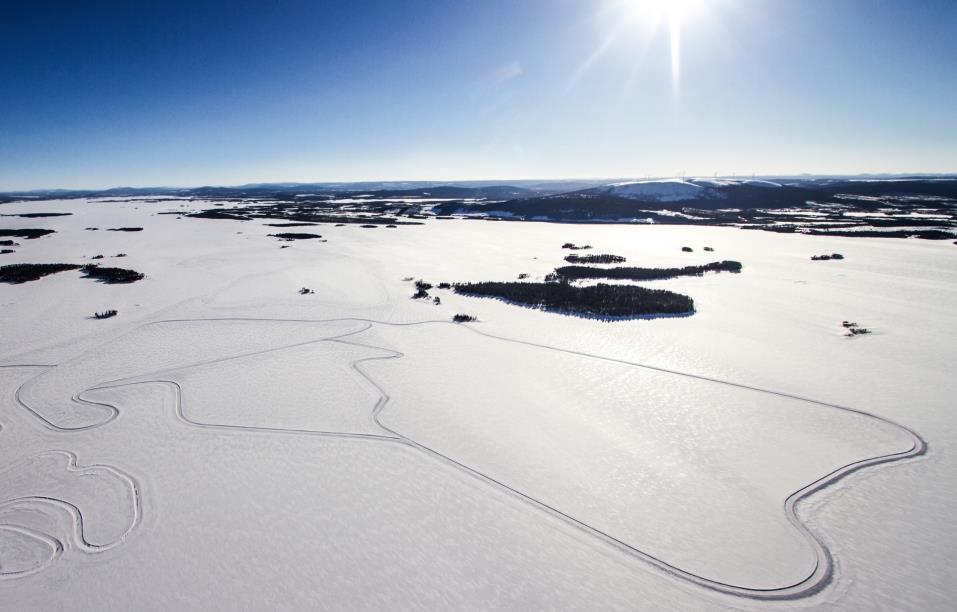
1,197,955,609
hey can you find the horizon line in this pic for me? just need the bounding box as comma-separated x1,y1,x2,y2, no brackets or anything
4,171,957,194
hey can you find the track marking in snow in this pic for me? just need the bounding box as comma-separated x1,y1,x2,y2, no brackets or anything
0,317,927,600
0,450,141,579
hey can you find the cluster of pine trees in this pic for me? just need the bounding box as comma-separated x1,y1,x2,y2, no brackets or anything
411,279,433,299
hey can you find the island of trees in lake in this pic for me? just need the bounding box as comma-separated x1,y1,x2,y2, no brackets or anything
550,260,742,282
453,281,694,318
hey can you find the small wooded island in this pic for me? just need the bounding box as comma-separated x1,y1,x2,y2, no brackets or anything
563,253,627,264
80,265,145,284
269,232,322,240
453,281,694,318
0,263,81,283
551,260,742,281
1,263,145,284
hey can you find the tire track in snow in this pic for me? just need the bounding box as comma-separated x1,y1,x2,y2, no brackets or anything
0,450,142,580
4,321,374,433
85,379,398,444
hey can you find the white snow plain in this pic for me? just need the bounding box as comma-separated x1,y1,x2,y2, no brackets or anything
1,197,955,610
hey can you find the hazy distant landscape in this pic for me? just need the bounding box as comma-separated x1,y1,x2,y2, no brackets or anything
8,174,955,237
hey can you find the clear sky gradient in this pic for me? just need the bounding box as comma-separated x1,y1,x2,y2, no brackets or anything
2,0,955,189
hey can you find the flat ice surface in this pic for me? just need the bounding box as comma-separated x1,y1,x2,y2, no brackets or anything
1,197,955,609
166,340,388,435
360,323,911,589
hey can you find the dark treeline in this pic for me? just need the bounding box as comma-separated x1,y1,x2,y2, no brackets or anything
552,260,742,282
865,217,957,228
188,209,250,220
107,227,144,232
1,212,72,218
454,281,694,317
185,201,424,226
563,253,626,264
807,229,955,240
0,263,80,283
80,265,145,284
94,309,118,319
269,232,322,240
0,228,55,239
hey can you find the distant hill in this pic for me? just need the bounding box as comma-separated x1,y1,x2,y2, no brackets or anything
434,177,957,221
0,180,605,201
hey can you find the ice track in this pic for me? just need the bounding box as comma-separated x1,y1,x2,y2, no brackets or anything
1,317,926,600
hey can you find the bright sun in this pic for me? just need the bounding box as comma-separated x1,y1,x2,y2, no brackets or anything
570,0,715,95
621,0,708,91
625,0,704,20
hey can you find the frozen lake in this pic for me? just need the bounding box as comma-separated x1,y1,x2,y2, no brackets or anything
1,197,955,609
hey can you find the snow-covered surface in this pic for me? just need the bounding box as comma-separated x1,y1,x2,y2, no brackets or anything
690,178,782,188
602,177,782,202
1,198,955,609
606,179,708,201
741,179,783,188
649,209,708,219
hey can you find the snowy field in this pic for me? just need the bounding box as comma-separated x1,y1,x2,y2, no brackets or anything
1,197,955,610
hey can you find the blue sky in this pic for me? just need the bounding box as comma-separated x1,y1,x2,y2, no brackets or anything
1,0,955,189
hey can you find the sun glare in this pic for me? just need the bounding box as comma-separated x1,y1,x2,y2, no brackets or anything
626,0,704,20
620,0,707,92
566,0,714,94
